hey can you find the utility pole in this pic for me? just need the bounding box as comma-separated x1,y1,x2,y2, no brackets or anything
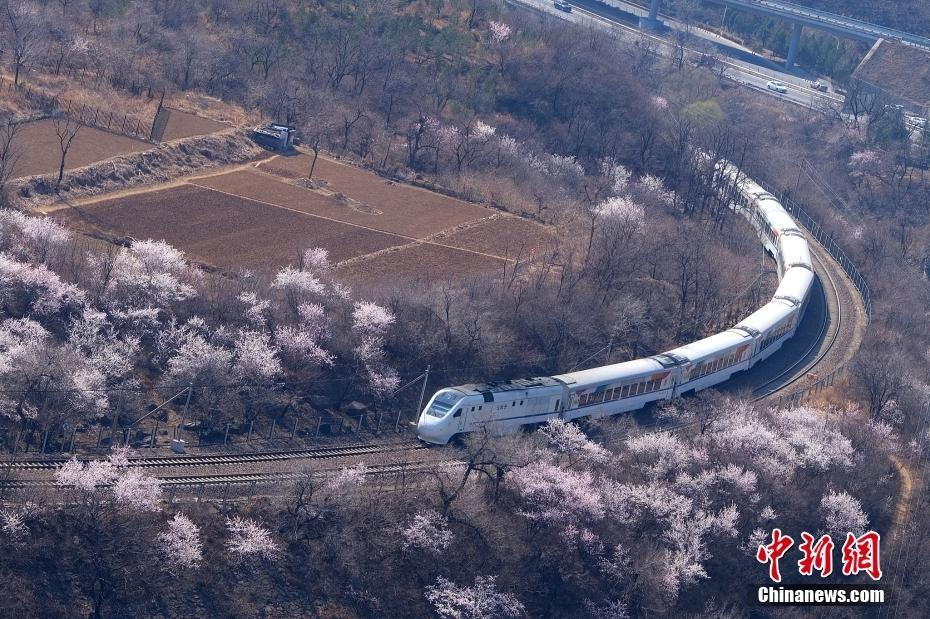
175,383,193,439
416,365,432,423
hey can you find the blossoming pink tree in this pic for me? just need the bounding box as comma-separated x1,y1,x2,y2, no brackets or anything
352,301,399,397
225,516,280,562
401,510,453,555
157,513,203,569
425,575,524,619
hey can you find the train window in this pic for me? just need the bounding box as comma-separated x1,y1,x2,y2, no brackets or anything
520,400,524,405
621,385,630,397
555,399,560,410
580,394,588,406
478,406,482,411
512,402,516,407
453,410,461,418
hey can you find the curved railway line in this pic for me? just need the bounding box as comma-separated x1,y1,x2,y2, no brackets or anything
750,247,843,400
1,176,868,491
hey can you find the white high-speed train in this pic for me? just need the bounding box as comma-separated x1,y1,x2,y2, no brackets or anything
417,165,815,445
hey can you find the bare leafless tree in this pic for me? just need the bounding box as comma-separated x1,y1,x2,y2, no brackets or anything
53,116,81,190
0,115,22,203
3,1,45,86
852,331,914,420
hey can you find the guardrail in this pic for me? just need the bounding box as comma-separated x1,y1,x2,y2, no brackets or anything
714,0,930,49
752,180,872,408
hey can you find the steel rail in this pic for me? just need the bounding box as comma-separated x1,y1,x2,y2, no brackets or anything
1,441,428,471
750,246,842,400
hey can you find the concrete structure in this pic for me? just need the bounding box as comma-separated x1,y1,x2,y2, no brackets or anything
252,123,297,152
637,0,930,68
639,0,662,29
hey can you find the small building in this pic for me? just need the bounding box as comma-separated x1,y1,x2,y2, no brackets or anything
251,123,297,152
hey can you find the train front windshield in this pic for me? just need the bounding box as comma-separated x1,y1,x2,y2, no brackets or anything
425,391,462,418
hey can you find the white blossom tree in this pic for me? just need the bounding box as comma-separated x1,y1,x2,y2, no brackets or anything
401,509,453,555
820,490,869,536
539,419,608,466
425,575,524,619
225,517,279,562
112,467,163,512
352,301,399,397
101,239,200,311
508,461,604,527
157,513,203,569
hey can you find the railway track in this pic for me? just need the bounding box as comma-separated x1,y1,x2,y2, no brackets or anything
750,244,843,401
0,459,458,490
0,441,429,471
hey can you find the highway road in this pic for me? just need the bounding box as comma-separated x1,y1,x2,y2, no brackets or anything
510,0,845,110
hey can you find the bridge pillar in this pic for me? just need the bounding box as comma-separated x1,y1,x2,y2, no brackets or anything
785,22,802,69
639,0,663,30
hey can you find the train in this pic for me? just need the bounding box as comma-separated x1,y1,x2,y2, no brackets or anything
416,164,815,445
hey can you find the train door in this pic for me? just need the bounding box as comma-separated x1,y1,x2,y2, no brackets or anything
453,408,466,432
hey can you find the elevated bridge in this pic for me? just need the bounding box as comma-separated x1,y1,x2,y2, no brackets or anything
639,0,930,68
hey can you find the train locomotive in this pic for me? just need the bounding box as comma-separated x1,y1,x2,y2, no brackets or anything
417,165,815,445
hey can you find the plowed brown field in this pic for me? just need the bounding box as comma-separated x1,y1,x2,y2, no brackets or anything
55,184,407,271
257,155,490,237
161,109,231,141
336,243,506,285
12,119,150,178
52,152,555,284
439,216,557,259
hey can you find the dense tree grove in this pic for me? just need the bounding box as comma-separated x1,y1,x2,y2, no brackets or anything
0,407,910,616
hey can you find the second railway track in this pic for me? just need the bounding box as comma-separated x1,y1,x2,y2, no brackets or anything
1,441,429,471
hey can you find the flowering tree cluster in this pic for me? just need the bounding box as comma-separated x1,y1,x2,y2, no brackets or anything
0,196,404,434
401,509,454,555
485,403,894,610
425,575,525,619
225,516,280,562
157,512,203,569
56,446,163,511
352,301,399,397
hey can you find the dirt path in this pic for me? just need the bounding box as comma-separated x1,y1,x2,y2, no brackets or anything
34,155,279,215
889,454,915,543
